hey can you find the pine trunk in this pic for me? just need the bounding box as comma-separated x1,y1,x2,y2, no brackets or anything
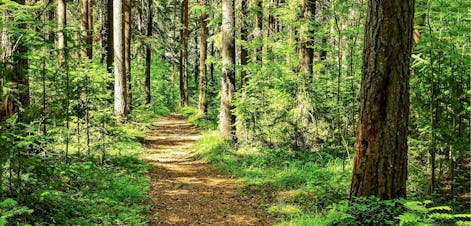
144,0,152,105
350,0,414,200
113,0,127,117
197,0,208,115
220,0,236,141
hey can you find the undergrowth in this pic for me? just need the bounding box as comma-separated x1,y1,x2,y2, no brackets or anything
186,106,471,225
0,106,166,225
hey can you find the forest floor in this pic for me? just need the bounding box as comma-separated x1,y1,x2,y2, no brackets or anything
143,113,272,225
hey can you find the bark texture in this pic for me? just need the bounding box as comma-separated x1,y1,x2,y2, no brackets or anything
124,0,132,113
106,0,113,72
240,0,248,89
179,0,189,107
57,0,66,65
298,0,315,80
197,0,208,115
113,0,127,116
144,0,152,105
219,0,236,140
0,0,29,121
350,0,415,200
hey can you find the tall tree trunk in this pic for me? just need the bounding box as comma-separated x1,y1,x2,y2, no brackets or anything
253,0,262,62
106,0,113,72
0,0,30,121
124,0,132,113
198,0,208,115
350,0,414,200
144,0,152,105
57,0,66,66
240,0,248,90
298,0,315,81
80,0,93,59
80,0,88,57
179,0,189,107
113,0,127,117
87,0,93,58
220,0,236,141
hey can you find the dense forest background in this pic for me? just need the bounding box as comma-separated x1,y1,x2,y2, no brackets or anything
0,0,470,224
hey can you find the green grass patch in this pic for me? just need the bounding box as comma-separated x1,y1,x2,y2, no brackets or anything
193,131,352,224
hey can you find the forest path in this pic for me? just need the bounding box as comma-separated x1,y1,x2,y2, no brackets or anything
144,113,271,225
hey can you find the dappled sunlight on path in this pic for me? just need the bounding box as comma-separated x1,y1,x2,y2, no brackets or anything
145,113,271,225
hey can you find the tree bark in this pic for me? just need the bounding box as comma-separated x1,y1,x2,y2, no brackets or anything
124,0,132,113
298,0,315,81
144,0,152,105
57,0,66,66
0,0,29,121
179,0,189,107
197,0,208,115
253,0,262,62
220,0,236,141
87,0,93,58
106,0,113,72
80,0,88,57
350,0,414,200
113,0,127,117
240,0,248,90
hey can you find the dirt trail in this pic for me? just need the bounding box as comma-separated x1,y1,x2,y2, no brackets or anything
144,113,271,225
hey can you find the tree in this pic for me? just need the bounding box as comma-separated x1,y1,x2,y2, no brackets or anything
124,0,132,113
298,0,315,81
240,0,248,89
144,0,152,105
350,0,415,200
113,0,128,117
105,0,113,72
197,0,208,115
0,0,30,121
219,0,236,140
179,0,189,107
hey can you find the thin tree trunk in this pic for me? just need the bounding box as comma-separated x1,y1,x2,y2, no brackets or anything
198,0,208,115
144,0,152,105
350,0,414,200
179,0,189,107
240,0,248,90
253,0,262,62
124,0,132,113
87,0,93,58
106,0,113,72
220,0,236,141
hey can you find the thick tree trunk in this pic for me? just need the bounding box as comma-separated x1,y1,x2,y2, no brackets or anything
113,0,127,117
220,0,236,141
80,0,93,59
298,0,315,81
197,0,208,115
0,0,29,121
350,0,414,200
179,0,189,107
144,0,152,105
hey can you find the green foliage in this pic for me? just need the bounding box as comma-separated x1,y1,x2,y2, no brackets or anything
193,131,351,222
398,200,471,226
0,199,33,226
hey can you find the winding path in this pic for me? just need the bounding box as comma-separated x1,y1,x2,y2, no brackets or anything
144,113,271,225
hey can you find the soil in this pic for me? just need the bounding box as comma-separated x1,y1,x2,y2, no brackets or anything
144,113,272,225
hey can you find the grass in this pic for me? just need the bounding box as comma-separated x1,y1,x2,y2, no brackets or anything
0,106,167,225
192,131,352,225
